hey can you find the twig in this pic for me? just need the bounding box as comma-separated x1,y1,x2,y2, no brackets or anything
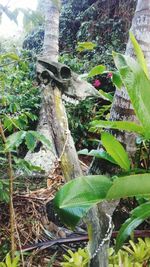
13,208,25,267
0,120,15,257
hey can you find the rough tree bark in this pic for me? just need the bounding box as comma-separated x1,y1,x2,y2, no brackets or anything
88,1,150,266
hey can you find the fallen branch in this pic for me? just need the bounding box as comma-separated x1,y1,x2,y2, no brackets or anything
21,230,150,252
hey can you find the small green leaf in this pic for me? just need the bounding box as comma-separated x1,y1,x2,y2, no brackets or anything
112,71,122,89
88,65,106,78
25,132,37,151
54,175,112,228
6,131,26,151
101,132,130,171
6,253,12,267
77,42,96,52
12,255,20,267
98,90,113,102
116,202,150,251
129,32,149,79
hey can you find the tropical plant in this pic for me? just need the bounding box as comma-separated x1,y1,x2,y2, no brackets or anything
61,248,89,267
61,238,150,267
109,238,150,266
53,34,150,253
0,253,20,267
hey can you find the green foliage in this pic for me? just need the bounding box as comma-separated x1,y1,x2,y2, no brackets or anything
61,239,150,267
61,248,89,267
0,253,20,267
59,53,85,73
0,50,47,204
66,99,98,149
0,51,41,133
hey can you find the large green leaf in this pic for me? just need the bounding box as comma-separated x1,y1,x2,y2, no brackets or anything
116,202,150,252
54,175,112,228
113,52,150,139
88,65,106,78
89,120,144,136
107,173,150,200
101,132,130,171
129,32,149,79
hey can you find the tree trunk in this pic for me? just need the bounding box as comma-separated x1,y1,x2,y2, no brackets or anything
42,0,60,61
26,0,82,178
43,83,82,180
88,1,150,266
110,0,150,158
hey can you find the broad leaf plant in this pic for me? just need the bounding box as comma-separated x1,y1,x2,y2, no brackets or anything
54,32,150,251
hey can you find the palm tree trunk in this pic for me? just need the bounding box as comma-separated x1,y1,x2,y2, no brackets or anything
42,0,60,61
111,0,150,158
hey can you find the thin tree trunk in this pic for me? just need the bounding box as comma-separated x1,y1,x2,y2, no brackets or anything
42,0,60,61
